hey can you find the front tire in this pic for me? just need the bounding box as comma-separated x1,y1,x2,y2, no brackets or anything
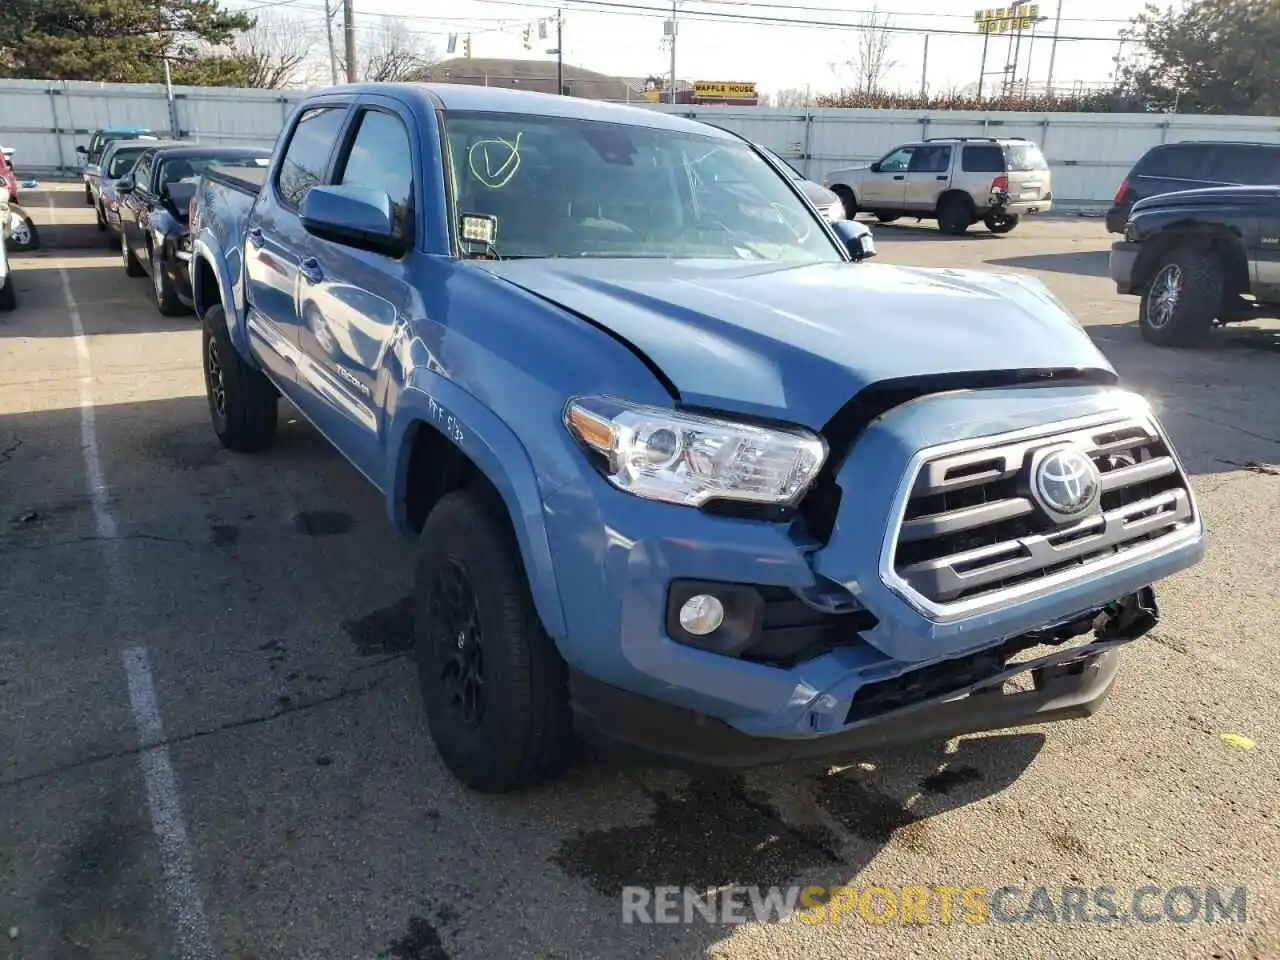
151,245,188,317
414,487,573,793
122,235,145,277
201,304,278,452
84,183,93,205
1139,247,1222,348
7,210,38,252
832,185,858,221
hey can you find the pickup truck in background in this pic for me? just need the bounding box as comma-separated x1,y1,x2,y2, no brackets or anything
191,83,1206,794
1109,185,1280,347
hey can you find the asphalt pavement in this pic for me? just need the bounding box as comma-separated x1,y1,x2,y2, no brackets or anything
1,186,1277,960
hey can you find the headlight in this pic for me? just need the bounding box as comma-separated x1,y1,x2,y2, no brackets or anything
564,396,827,507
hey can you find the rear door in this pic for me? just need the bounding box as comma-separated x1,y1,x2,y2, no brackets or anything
244,101,351,393
861,145,914,208
902,144,952,211
296,97,419,481
1001,141,1050,202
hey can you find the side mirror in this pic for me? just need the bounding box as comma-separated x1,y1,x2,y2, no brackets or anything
869,161,881,173
831,219,877,261
116,176,136,194
76,145,88,156
300,184,407,256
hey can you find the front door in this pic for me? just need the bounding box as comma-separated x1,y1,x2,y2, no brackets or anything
120,151,154,265
296,101,418,483
861,145,913,209
903,144,952,211
243,103,350,393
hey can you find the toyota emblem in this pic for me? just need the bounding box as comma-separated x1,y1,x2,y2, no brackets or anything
1032,445,1101,517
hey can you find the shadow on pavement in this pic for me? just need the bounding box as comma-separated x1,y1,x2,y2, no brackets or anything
0,264,198,336
985,249,1110,278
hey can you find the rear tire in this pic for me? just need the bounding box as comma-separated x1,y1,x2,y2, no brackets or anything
832,185,858,221
1139,247,1222,348
96,203,107,232
876,213,900,224
0,275,16,312
84,183,93,205
414,487,573,793
202,304,278,452
938,195,972,235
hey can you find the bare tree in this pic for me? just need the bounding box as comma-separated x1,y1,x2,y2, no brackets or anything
332,14,439,82
838,6,898,94
771,86,811,107
228,13,318,88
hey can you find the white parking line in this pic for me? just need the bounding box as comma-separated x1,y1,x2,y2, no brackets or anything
55,238,216,960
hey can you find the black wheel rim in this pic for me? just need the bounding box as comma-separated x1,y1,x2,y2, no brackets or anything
430,558,485,730
206,336,226,417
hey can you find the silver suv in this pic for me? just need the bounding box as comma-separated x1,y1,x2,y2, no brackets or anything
822,137,1053,235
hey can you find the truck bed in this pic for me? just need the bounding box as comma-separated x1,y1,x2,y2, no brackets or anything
204,164,267,196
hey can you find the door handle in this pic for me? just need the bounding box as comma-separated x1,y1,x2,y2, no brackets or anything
936,175,948,181
299,257,324,285
247,226,264,248
893,174,905,180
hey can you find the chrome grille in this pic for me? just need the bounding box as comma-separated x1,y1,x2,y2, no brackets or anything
889,415,1196,608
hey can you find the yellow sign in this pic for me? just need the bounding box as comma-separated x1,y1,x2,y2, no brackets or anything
693,81,757,99
642,90,661,103
974,3,1040,33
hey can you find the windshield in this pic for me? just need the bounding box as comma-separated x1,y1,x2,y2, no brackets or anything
1004,143,1048,172
107,148,148,179
157,155,269,193
442,112,840,262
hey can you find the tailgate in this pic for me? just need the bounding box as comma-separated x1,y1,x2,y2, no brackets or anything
1003,142,1051,200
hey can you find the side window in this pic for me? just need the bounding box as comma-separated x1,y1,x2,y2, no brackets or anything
962,145,1004,173
336,109,415,241
1137,145,1206,181
276,106,349,209
1205,145,1280,185
132,153,153,190
878,147,914,173
909,145,951,173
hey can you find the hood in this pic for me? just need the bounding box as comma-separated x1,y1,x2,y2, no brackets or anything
479,258,1113,429
1132,184,1280,213
798,179,839,208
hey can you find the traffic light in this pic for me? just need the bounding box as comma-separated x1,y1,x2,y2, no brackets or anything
463,36,472,57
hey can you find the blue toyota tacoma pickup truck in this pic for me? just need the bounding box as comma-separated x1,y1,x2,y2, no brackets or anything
190,83,1206,793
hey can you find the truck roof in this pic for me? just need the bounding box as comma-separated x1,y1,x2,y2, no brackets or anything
308,82,738,140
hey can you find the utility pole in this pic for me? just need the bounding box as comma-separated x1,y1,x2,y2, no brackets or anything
556,8,564,95
977,30,989,99
920,34,929,97
1045,0,1063,97
162,56,178,138
670,0,678,104
324,0,339,85
343,0,357,83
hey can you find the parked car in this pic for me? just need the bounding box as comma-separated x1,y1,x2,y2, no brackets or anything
191,84,1203,794
823,136,1053,235
758,146,846,222
98,138,185,244
1106,140,1280,234
1109,185,1280,347
76,127,156,205
0,146,19,203
0,185,17,311
118,144,271,315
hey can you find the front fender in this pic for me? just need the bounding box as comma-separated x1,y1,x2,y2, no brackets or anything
386,376,568,643
192,232,248,359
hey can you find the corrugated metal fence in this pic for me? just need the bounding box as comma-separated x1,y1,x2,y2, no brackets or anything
5,78,1280,210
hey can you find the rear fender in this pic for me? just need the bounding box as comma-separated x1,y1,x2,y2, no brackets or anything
191,232,250,361
385,373,568,642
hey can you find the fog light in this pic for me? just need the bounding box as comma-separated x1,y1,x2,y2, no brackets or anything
679,594,724,636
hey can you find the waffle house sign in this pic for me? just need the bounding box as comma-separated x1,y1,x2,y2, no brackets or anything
975,3,1040,33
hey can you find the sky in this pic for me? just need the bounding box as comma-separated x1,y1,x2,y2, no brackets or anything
229,0,1154,99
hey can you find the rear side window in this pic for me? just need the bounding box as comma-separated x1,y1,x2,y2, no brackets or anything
909,145,951,173
336,109,415,240
1003,142,1048,171
132,153,154,190
1134,144,1207,180
962,145,1004,173
1203,144,1280,185
276,106,349,209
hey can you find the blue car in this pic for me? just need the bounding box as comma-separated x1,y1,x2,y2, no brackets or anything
190,84,1205,793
